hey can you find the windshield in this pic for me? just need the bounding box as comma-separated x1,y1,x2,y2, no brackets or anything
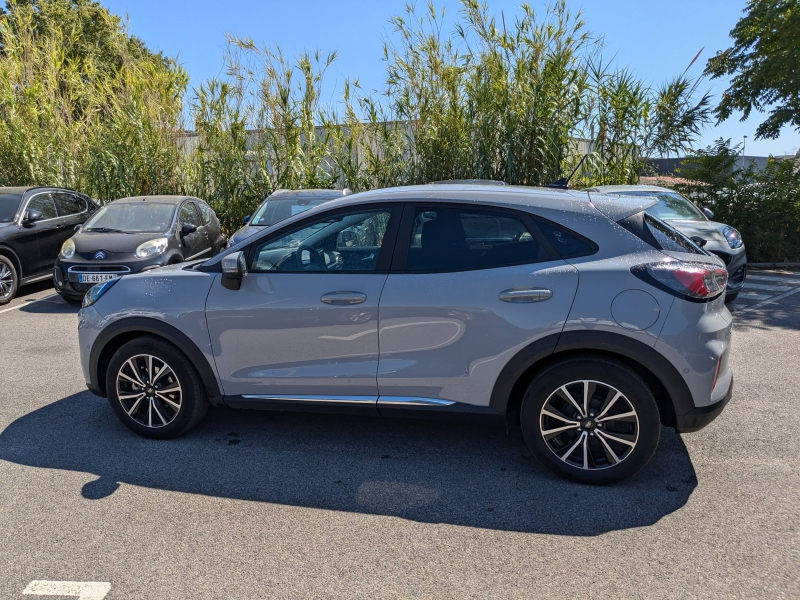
251,196,334,226
616,190,705,221
0,193,22,223
83,203,176,233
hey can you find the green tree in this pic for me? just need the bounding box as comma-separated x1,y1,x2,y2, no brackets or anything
705,0,800,140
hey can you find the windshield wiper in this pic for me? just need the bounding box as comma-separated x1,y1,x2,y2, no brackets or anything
84,227,129,233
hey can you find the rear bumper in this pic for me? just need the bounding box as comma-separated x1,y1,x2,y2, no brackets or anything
675,374,733,433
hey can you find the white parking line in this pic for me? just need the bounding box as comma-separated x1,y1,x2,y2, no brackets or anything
0,293,60,315
743,283,793,292
22,581,110,599
736,286,800,314
736,292,772,301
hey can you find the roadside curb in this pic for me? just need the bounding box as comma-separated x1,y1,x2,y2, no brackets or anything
749,262,800,270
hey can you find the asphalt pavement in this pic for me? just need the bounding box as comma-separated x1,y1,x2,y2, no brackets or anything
0,272,797,599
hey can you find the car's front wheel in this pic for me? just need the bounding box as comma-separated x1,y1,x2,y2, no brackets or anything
106,335,209,439
0,256,18,306
520,357,660,484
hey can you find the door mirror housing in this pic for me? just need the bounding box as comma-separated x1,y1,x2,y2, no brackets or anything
22,209,43,225
701,207,714,220
180,222,198,237
221,251,247,290
74,224,83,232
243,215,251,225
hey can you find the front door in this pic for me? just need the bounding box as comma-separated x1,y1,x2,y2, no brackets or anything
24,192,65,274
205,205,400,406
377,203,581,408
178,202,209,260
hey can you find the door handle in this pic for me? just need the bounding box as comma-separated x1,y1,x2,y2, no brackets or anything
499,288,553,303
320,291,367,305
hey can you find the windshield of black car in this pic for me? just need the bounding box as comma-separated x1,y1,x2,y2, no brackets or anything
0,193,22,223
251,196,332,226
83,203,176,233
616,190,705,220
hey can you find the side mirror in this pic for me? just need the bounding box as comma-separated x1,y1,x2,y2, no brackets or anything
180,223,197,237
22,209,43,225
701,207,714,220
690,236,708,248
243,215,251,225
221,251,247,290
74,224,83,232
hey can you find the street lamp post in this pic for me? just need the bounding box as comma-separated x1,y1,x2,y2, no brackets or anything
741,135,747,169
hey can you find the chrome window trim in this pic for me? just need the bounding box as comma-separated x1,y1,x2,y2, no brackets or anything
16,191,63,225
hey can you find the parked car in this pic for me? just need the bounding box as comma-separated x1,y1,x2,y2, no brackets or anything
54,195,226,302
78,183,734,484
0,186,98,305
589,185,747,302
229,188,350,246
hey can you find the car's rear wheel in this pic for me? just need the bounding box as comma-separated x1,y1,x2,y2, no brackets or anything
0,256,18,306
106,335,209,439
520,357,660,484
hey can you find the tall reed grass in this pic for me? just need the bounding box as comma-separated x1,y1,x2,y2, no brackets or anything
0,0,712,235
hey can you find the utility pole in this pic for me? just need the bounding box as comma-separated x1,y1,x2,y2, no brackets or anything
742,135,747,169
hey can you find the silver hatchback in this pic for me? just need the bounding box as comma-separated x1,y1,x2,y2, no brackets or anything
78,184,734,484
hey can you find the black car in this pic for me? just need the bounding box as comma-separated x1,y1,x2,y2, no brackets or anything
54,195,226,302
229,188,350,246
0,186,98,305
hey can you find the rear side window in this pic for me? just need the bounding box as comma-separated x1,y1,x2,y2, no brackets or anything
533,218,597,258
404,206,551,272
53,192,85,216
644,214,705,254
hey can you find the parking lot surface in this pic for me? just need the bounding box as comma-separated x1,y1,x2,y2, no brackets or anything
0,272,798,599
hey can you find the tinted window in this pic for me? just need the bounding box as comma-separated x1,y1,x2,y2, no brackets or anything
251,195,336,226
179,203,202,227
53,192,85,216
0,193,22,223
84,203,176,233
534,219,596,258
197,201,213,224
26,194,58,220
252,208,391,272
404,207,548,272
644,214,705,254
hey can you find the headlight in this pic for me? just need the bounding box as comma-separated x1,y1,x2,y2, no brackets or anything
723,226,743,249
82,278,119,308
60,238,76,259
135,237,169,259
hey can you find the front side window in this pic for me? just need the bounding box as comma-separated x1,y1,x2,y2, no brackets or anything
179,202,202,227
404,206,549,272
26,194,58,220
197,201,213,224
251,208,392,272
84,203,176,233
0,193,22,223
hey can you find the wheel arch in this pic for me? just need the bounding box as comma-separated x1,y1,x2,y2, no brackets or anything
90,317,222,403
0,244,23,279
490,331,693,429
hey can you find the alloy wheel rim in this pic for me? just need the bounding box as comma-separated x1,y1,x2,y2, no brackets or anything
116,354,182,428
0,263,14,298
539,380,639,470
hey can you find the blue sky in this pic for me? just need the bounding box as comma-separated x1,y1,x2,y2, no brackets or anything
104,0,799,157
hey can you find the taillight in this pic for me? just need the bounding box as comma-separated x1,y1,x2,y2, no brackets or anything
631,261,728,302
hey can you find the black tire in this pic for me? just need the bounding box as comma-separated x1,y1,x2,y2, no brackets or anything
725,292,738,303
0,255,18,306
520,356,660,484
106,335,209,439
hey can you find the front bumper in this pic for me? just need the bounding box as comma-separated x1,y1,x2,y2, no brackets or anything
709,245,747,293
675,374,733,433
54,254,176,298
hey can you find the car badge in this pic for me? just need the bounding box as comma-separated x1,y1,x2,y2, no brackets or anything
93,251,107,260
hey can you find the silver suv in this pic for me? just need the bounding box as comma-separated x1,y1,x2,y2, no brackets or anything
78,184,734,484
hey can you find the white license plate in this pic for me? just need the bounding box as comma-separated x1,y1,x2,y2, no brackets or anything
78,273,119,284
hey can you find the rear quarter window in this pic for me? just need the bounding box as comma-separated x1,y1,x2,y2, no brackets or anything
533,218,598,258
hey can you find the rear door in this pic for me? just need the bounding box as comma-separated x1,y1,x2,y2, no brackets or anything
53,192,87,244
376,203,580,410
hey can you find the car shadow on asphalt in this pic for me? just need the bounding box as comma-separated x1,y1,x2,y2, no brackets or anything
0,391,697,536
18,296,80,314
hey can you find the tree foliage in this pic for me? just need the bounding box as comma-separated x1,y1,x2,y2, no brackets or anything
705,0,800,140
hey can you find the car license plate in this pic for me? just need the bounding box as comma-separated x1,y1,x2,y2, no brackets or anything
78,273,118,284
